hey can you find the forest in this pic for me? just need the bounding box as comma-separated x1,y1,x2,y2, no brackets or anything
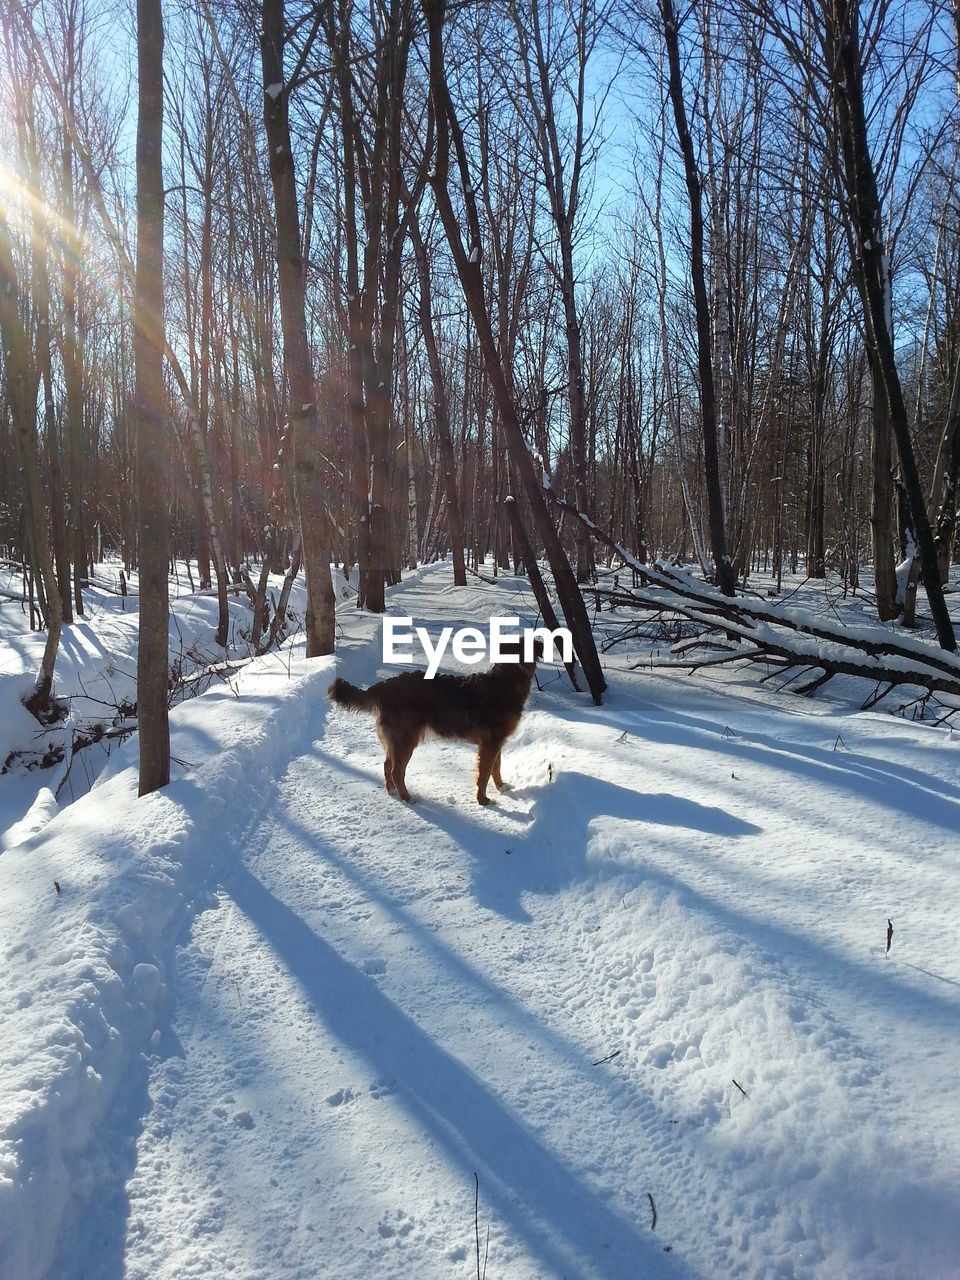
3,0,960,783
3,7,960,1272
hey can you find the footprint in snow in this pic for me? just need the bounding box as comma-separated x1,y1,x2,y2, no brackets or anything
326,1087,358,1107
377,1210,414,1239
369,1077,397,1099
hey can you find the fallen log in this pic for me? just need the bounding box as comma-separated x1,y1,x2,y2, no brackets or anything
542,486,960,713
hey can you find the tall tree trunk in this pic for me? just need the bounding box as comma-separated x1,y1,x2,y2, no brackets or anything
411,218,466,585
423,0,606,703
16,58,75,625
0,213,63,716
134,0,170,794
659,0,736,597
61,128,87,620
931,358,960,580
260,0,335,655
869,363,898,619
822,0,956,650
511,0,596,583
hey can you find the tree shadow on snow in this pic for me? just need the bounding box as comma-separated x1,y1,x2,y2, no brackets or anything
420,769,760,923
545,692,960,840
222,857,700,1280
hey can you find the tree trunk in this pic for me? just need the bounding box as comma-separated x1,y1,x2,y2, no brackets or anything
134,0,170,794
423,0,605,703
411,220,466,585
505,497,581,691
260,0,335,655
930,355,960,581
0,212,63,716
511,0,596,583
869,364,898,619
659,0,736,597
823,1,956,650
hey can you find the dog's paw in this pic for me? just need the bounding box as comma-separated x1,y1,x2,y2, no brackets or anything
477,794,492,806
496,780,513,792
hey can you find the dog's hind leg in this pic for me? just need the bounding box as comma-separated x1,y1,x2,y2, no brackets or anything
476,739,504,805
383,757,397,795
377,727,398,795
387,730,416,802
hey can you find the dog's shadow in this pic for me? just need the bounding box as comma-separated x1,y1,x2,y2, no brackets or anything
417,766,760,923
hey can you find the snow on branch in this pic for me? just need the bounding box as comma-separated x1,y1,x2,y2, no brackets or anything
542,485,960,713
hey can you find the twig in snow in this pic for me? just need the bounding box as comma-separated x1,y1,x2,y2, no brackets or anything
886,919,894,956
732,1078,748,1098
591,1049,621,1067
474,1172,482,1280
647,1192,657,1230
54,881,61,895
833,735,847,751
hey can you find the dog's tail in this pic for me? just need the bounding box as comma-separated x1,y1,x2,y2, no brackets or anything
328,677,379,713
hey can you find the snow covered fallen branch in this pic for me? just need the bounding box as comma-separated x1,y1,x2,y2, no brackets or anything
543,486,960,715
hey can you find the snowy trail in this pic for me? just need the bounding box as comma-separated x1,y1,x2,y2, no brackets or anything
100,709,690,1279
12,566,958,1279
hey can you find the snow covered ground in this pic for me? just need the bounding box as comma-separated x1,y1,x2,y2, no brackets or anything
1,561,958,1279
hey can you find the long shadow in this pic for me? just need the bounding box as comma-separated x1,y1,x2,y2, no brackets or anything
40,690,334,1279
421,769,760,922
223,856,700,1280
315,711,959,1028
385,747,960,1032
545,693,960,836
56,623,110,663
260,791,610,1088
517,767,960,1031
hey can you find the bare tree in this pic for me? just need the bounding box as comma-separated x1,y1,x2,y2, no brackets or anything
658,0,736,595
820,0,955,650
423,0,606,703
507,0,614,582
260,0,336,655
134,0,170,794
0,207,64,716
410,212,467,585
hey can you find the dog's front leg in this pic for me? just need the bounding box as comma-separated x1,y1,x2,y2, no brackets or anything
491,746,512,792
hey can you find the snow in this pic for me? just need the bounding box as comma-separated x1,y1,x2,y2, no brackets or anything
1,562,959,1278
265,82,283,101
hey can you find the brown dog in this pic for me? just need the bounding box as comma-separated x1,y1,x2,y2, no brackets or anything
328,640,541,805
